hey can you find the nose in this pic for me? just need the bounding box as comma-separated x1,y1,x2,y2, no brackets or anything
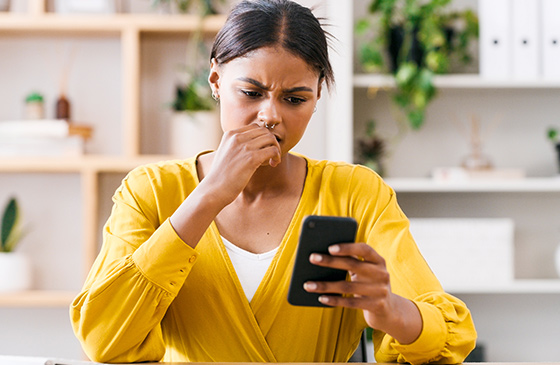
258,99,281,129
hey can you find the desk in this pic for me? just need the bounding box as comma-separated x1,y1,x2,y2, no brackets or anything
0,358,549,365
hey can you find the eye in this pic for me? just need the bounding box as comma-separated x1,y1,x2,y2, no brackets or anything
242,90,262,98
285,96,307,105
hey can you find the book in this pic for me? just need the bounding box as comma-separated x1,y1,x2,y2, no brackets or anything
0,135,85,157
0,120,92,139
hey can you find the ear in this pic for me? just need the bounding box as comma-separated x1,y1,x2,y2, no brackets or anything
208,58,221,98
316,82,323,100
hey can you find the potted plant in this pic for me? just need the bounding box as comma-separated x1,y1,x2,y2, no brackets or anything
0,197,32,292
356,0,478,130
547,127,560,174
166,2,224,157
356,120,387,176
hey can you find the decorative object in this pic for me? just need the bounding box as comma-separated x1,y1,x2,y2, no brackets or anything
356,119,386,176
355,0,478,130
458,115,493,171
0,197,32,292
546,126,560,174
24,92,45,120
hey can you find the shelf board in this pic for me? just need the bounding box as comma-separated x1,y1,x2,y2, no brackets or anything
448,280,560,294
0,154,173,173
0,290,76,307
0,13,226,35
384,177,560,193
354,73,560,89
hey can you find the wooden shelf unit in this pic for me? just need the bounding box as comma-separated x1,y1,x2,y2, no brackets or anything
0,3,226,307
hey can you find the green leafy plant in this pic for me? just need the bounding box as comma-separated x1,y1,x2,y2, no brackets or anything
1,197,25,253
357,120,387,176
547,127,559,144
356,0,478,130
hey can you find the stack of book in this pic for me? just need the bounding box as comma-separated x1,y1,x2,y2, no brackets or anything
0,120,92,157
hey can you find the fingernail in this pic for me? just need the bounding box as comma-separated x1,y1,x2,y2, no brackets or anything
319,296,329,303
329,245,340,253
310,253,322,262
304,282,317,291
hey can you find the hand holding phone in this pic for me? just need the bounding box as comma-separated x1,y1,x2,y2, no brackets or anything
287,215,357,307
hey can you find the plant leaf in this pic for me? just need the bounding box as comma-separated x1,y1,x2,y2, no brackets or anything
1,197,18,251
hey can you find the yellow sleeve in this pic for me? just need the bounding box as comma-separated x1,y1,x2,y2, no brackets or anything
70,166,199,363
349,166,477,364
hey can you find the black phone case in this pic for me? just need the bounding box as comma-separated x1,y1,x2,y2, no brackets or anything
287,215,358,307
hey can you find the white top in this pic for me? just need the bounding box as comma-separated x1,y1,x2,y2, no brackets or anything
221,236,278,302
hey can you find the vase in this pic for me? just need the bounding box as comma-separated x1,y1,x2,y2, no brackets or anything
170,111,222,158
0,252,32,292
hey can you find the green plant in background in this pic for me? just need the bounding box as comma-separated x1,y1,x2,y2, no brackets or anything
357,119,387,176
547,127,559,144
151,0,224,16
356,0,478,130
24,92,44,104
172,66,215,112
1,197,25,253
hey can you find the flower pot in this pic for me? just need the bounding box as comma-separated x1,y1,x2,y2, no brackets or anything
170,111,222,157
0,252,32,292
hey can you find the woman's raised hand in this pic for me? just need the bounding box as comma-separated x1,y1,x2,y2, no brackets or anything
205,123,281,204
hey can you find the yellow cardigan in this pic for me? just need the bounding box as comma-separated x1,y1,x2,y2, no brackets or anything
70,154,476,364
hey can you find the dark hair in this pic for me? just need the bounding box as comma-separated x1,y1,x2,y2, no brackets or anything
210,0,334,89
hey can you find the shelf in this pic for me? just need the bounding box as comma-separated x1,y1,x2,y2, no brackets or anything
0,154,172,173
448,280,560,294
0,13,226,35
384,177,560,193
0,290,76,307
354,73,560,89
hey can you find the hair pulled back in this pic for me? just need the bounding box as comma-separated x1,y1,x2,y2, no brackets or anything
210,0,334,89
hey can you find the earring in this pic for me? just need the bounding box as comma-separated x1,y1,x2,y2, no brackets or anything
212,92,219,102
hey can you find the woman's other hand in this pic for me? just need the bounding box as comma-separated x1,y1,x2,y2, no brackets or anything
303,243,423,345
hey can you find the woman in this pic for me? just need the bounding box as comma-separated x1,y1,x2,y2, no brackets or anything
70,0,476,363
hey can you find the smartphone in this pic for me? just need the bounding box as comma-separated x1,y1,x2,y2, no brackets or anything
287,215,358,307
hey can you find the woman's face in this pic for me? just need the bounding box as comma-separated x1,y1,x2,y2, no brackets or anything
209,46,322,157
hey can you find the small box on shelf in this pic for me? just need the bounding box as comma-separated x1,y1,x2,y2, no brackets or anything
409,218,515,292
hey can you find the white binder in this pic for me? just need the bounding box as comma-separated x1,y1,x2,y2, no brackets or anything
512,0,540,80
479,0,512,79
542,0,560,80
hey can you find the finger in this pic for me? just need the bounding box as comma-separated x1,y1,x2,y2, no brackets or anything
304,279,389,297
309,252,389,281
317,294,371,308
328,243,386,266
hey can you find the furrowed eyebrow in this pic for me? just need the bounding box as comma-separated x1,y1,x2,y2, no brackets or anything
236,77,313,93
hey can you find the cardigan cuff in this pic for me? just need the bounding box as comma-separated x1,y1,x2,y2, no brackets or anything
390,300,447,364
131,218,199,296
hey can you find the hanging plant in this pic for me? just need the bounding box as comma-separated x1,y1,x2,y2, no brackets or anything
356,0,478,130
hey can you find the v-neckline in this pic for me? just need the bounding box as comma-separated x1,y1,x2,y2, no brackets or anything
203,153,311,306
